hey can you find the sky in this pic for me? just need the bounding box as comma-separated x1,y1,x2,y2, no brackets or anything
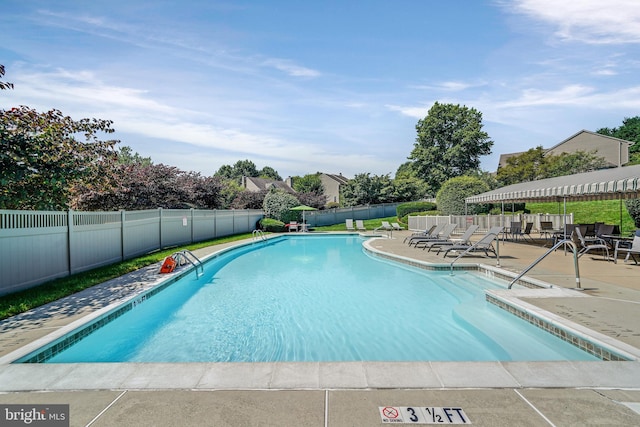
2,1,640,179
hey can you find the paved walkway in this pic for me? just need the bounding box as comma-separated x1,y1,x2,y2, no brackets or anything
1,231,639,426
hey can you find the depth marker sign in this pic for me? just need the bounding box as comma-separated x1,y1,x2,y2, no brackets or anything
379,406,471,424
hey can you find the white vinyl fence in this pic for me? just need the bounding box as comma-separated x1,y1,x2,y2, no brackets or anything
0,208,263,296
304,203,401,226
408,213,574,234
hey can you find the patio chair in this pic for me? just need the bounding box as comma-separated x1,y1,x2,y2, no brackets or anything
345,219,355,231
595,224,616,247
571,226,610,260
539,221,554,239
441,226,504,258
403,224,437,243
553,223,576,245
391,222,403,230
508,222,533,241
411,223,457,248
613,229,640,264
356,220,367,231
423,224,479,252
507,221,522,241
288,221,299,232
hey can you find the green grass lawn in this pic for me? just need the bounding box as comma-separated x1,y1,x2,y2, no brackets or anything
525,200,636,234
313,216,401,231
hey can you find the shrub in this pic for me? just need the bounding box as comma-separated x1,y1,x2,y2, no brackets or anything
397,201,437,218
436,176,490,215
259,218,287,232
262,189,300,222
626,199,640,228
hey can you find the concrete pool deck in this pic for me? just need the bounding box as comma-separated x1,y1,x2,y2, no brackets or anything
1,231,639,426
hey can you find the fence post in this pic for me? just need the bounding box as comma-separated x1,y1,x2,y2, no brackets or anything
190,208,195,243
158,207,163,249
67,209,73,276
121,210,125,261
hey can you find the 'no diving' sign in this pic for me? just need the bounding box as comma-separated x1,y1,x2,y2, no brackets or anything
379,406,470,424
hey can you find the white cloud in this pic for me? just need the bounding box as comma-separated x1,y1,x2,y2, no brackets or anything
412,80,485,92
261,58,321,78
507,0,640,44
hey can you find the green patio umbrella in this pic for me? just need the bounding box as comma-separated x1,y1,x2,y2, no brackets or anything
290,205,318,226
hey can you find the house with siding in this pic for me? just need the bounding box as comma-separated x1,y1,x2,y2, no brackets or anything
241,176,295,193
497,130,633,171
242,173,349,206
319,173,349,205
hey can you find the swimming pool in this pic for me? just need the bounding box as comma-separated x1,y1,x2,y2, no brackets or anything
23,235,598,363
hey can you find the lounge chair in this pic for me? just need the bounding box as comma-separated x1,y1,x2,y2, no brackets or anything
413,224,457,248
356,220,367,231
441,226,504,258
406,223,446,246
391,222,403,230
345,219,355,231
374,221,393,232
403,225,437,243
613,229,640,264
572,226,610,260
426,224,480,253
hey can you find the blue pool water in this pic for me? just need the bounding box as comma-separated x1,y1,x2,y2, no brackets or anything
43,235,596,363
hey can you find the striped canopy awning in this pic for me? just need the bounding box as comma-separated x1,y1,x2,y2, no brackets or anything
466,164,640,204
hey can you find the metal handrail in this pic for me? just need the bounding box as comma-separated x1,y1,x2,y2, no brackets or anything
449,232,500,275
252,229,267,241
508,239,581,289
174,249,204,278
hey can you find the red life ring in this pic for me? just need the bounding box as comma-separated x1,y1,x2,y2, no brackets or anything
159,256,177,274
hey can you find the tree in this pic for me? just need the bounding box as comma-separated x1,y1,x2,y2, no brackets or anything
409,102,493,194
597,116,640,164
1,106,118,210
340,173,395,207
292,173,324,194
390,178,427,202
0,64,13,91
496,147,608,186
542,150,608,177
117,146,152,166
436,176,490,215
496,147,546,186
72,163,226,210
230,190,268,209
259,166,282,181
214,159,282,184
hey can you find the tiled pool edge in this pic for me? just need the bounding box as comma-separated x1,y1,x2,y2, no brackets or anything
486,292,639,362
363,238,639,362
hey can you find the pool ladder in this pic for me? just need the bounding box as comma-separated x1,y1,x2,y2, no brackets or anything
252,229,267,241
508,239,581,290
173,249,204,278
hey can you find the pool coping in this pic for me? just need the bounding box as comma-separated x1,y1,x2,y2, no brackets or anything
0,233,639,391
